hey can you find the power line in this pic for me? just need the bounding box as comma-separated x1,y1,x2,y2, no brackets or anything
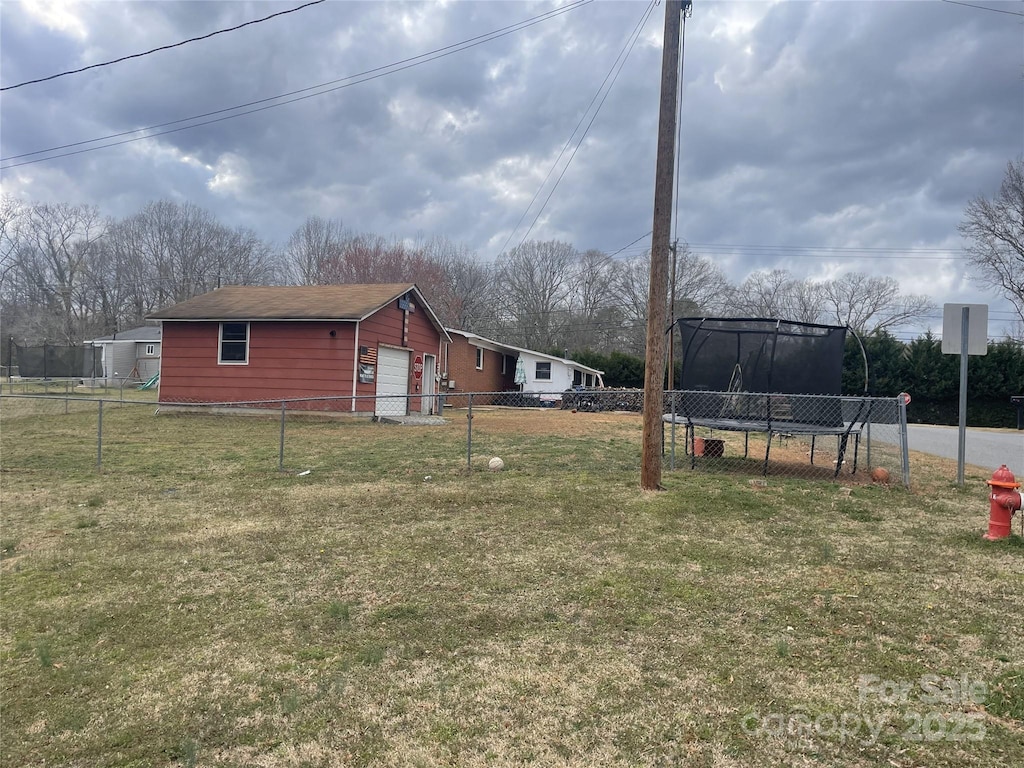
608,231,653,259
689,250,969,261
1,0,594,169
1,1,328,91
672,6,691,246
940,0,1024,17
495,1,654,258
688,242,962,254
2,0,591,165
496,0,656,257
592,231,968,260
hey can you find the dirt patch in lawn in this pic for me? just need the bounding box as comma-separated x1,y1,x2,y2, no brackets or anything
463,407,643,438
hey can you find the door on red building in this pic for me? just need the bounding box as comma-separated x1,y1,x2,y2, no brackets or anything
421,354,436,414
375,347,410,417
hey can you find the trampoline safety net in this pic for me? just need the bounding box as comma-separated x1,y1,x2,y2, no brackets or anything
676,318,849,428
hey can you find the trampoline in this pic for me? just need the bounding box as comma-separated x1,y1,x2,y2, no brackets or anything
664,317,870,476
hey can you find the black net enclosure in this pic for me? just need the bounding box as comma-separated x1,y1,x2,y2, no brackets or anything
677,318,848,394
676,318,850,426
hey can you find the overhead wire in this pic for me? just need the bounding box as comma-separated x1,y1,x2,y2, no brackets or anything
599,229,968,259
1,0,328,91
499,0,658,257
494,0,656,259
939,0,1024,16
1,0,594,169
608,231,654,259
671,5,690,247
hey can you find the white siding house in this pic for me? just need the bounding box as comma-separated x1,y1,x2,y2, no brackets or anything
514,349,604,401
86,326,162,384
444,328,603,403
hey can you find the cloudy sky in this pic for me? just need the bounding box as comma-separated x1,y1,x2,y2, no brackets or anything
2,0,1022,339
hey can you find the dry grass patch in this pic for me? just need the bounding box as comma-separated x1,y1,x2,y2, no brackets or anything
1,404,1021,767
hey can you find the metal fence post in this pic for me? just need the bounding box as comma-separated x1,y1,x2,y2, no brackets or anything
865,420,872,469
669,390,677,470
466,393,473,471
279,400,286,472
898,396,910,489
97,399,103,471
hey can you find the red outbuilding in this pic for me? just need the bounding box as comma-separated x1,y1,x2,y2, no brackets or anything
148,284,450,416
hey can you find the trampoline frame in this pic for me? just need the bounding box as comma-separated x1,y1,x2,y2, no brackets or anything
670,317,872,477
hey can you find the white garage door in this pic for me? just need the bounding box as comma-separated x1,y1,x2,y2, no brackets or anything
375,347,410,417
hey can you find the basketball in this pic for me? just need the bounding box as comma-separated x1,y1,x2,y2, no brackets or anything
871,467,890,484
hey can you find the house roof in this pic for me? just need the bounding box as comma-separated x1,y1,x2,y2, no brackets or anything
86,326,162,343
148,284,451,341
446,328,604,376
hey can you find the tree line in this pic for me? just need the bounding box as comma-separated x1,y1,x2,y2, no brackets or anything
1,198,942,353
4,156,1022,350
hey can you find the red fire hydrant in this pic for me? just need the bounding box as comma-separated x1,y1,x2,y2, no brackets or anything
984,465,1022,541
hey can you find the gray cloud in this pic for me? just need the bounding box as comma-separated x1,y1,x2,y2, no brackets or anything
2,0,1021,337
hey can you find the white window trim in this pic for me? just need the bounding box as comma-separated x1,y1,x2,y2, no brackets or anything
145,344,156,356
475,347,484,370
535,361,552,380
219,322,249,365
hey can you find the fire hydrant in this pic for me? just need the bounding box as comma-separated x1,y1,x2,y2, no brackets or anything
984,465,1022,541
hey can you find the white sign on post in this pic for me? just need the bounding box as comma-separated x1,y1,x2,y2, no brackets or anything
941,304,988,356
941,303,988,487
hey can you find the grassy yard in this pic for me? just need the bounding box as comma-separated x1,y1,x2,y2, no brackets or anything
1,404,1021,767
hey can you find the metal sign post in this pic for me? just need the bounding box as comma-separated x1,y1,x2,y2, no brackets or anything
957,307,969,486
942,303,988,487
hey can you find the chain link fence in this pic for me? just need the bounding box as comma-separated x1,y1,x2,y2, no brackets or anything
1,377,149,398
660,389,908,486
0,389,909,485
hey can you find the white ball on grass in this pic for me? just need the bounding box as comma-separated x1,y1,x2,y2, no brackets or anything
488,457,505,471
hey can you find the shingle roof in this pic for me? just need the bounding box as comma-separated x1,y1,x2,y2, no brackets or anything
148,284,451,342
446,328,604,375
87,326,162,343
149,284,415,321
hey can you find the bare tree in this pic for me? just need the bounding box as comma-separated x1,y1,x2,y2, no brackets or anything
820,272,934,334
280,223,488,328
732,269,800,319
2,197,277,341
787,279,827,324
8,203,107,343
613,247,734,355
104,214,164,326
121,201,275,311
495,240,576,350
959,157,1024,329
216,226,278,287
673,246,733,318
0,195,25,286
611,255,656,355
418,235,492,330
564,249,619,351
282,216,347,285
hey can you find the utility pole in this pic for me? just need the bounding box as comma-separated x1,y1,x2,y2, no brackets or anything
641,0,685,490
